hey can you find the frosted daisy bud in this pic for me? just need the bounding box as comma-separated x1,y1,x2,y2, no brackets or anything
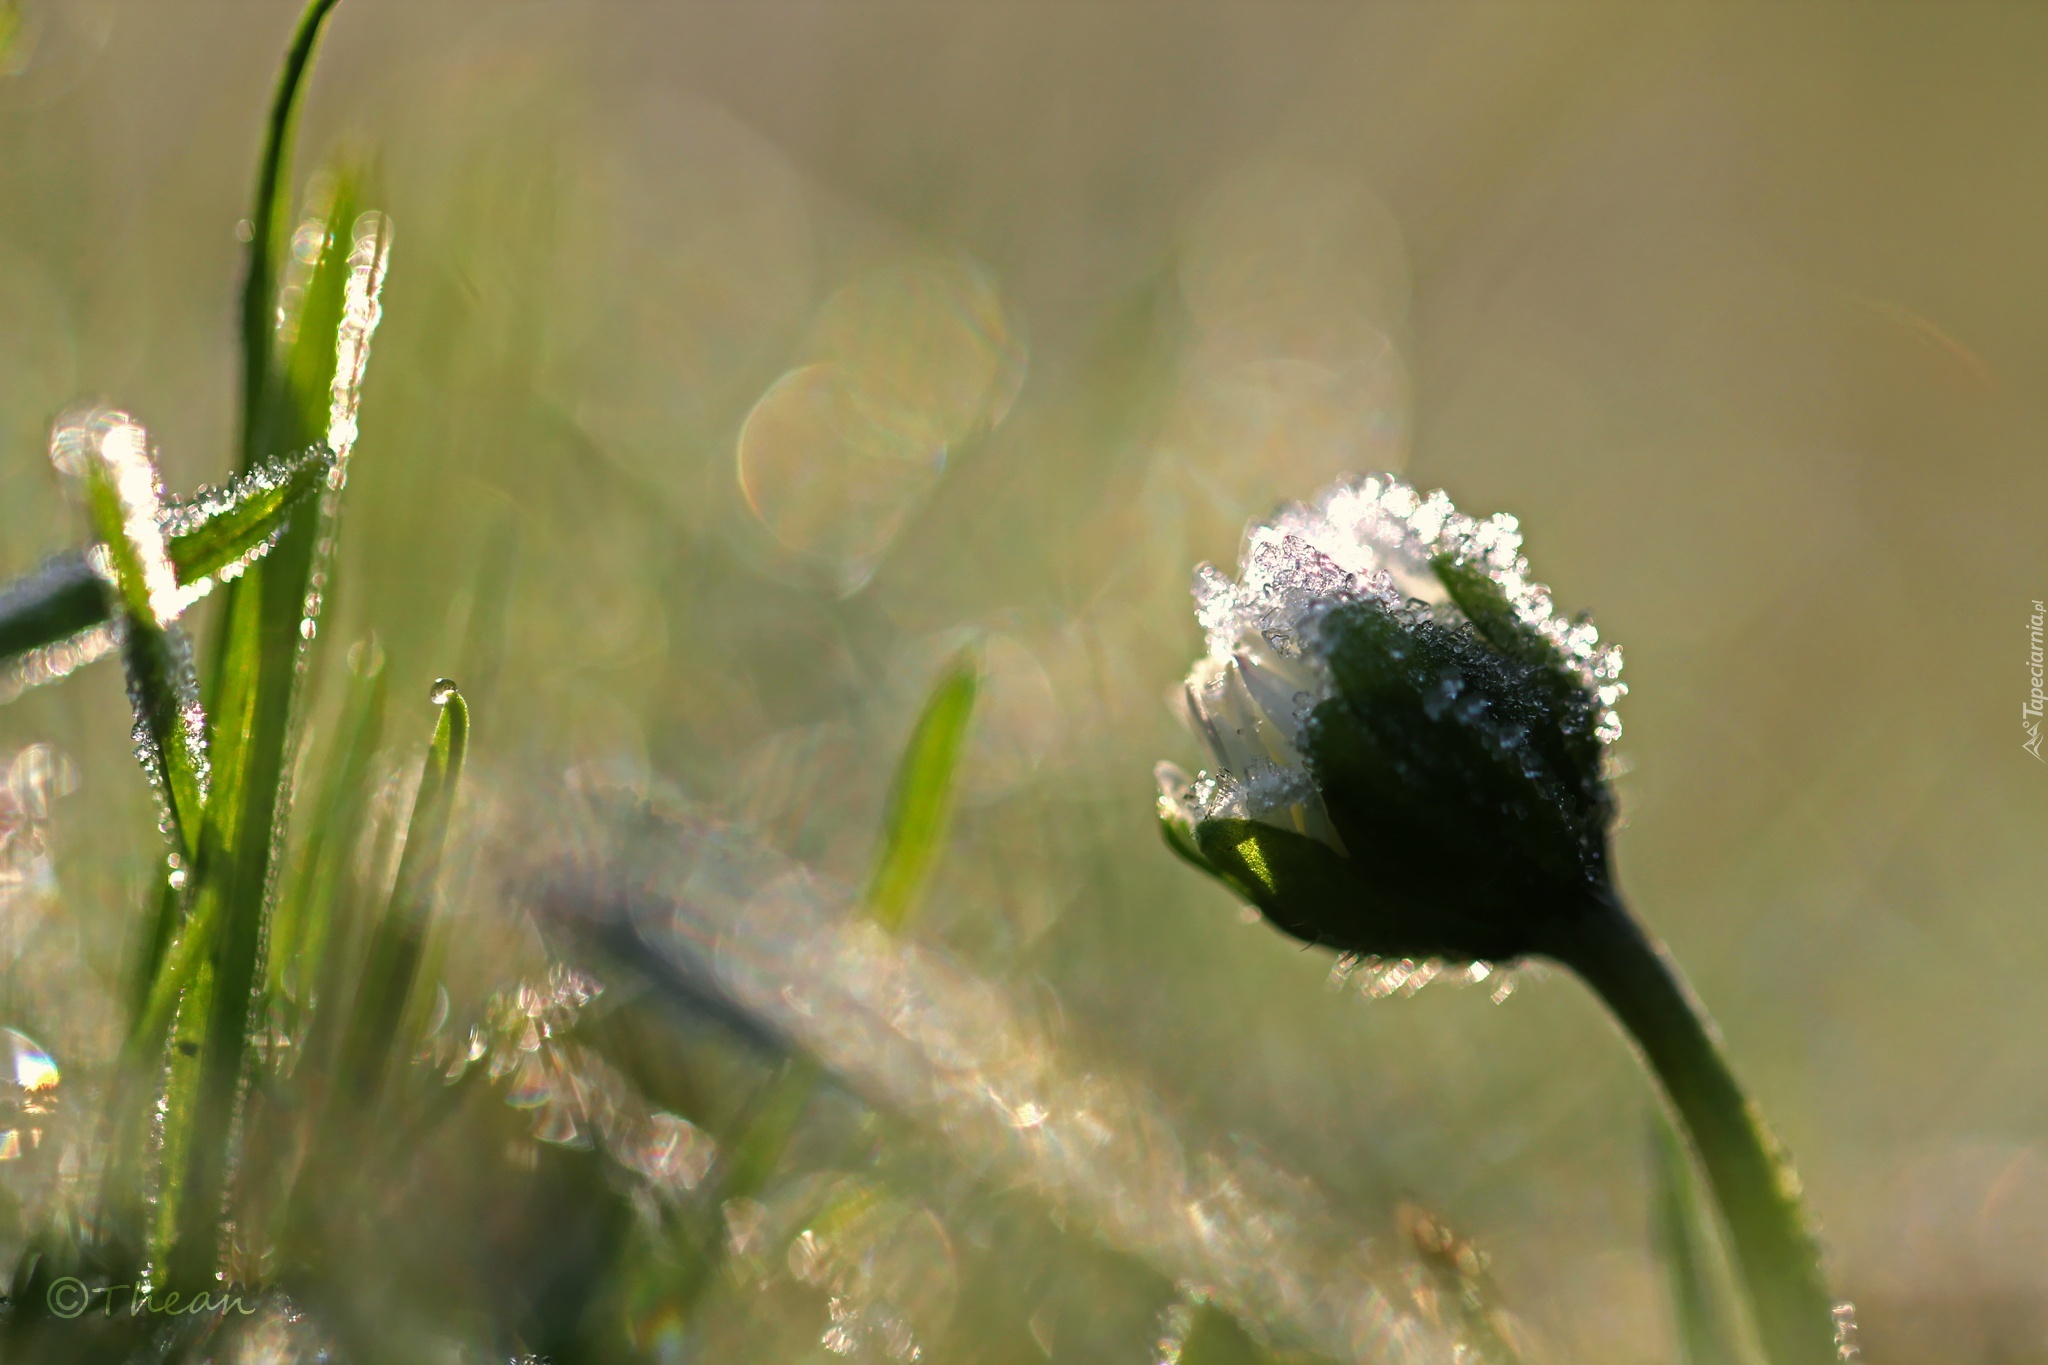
1159,475,1843,1365
1157,472,1627,963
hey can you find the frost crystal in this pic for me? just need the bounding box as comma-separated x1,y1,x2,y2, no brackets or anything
1168,473,1626,840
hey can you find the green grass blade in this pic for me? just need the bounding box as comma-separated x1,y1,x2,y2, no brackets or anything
239,0,344,473
168,176,389,1292
163,445,335,586
150,961,215,1282
1652,1113,1755,1365
337,681,468,1105
114,620,209,870
862,643,981,932
641,645,979,1319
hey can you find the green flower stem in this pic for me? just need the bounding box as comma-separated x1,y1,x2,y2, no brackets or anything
1539,891,1837,1365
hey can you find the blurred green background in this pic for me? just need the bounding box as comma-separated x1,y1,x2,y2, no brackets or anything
1,3,2045,1361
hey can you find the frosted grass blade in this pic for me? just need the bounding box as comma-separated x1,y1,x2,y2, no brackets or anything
239,0,344,474
169,166,387,1290
162,445,335,587
53,410,209,861
862,643,981,932
0,445,334,691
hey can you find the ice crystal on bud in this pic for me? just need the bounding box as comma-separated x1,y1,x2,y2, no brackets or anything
1182,474,1625,811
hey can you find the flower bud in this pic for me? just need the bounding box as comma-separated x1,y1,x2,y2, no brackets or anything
1158,473,1626,963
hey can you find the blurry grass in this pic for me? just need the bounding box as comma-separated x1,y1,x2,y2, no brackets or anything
863,640,981,932
0,28,1522,1341
4,0,2015,1358
335,680,465,1106
0,3,441,1351
1652,1113,1759,1365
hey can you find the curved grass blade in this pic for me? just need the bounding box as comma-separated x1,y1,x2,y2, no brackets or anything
862,642,981,932
240,0,344,473
336,681,467,1106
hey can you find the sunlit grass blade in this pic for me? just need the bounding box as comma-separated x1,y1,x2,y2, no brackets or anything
862,642,981,932
168,169,389,1291
55,410,209,860
162,444,335,586
1652,1113,1756,1365
336,681,468,1106
240,0,344,472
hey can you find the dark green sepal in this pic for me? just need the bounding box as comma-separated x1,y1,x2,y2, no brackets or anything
1430,552,1609,803
1429,552,1558,669
1192,817,1370,950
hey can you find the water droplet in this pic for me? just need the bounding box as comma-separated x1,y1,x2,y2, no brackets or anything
1833,1301,1861,1360
429,678,459,706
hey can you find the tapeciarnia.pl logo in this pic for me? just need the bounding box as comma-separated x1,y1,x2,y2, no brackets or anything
2026,599,2045,762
